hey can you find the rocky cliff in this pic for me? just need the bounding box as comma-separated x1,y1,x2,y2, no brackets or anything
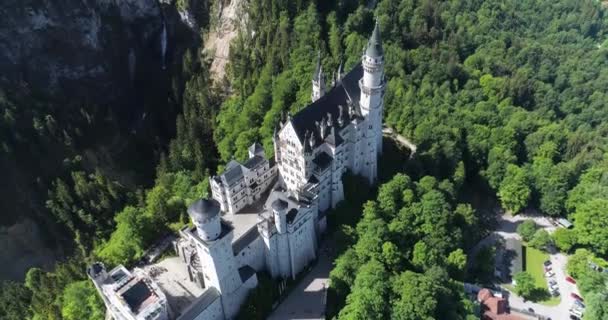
0,0,207,281
0,0,190,101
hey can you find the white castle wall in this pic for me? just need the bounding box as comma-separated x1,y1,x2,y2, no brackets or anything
234,235,265,271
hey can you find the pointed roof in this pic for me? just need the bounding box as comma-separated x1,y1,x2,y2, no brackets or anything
313,52,323,82
291,63,363,142
248,142,264,155
366,21,383,58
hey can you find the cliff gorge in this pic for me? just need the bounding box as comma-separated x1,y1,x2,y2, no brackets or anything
0,0,207,281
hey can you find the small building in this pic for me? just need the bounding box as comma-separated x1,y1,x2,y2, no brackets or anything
505,239,523,284
88,263,170,320
477,289,523,320
557,218,573,229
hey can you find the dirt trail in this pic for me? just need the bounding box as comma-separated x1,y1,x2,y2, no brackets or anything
204,0,245,80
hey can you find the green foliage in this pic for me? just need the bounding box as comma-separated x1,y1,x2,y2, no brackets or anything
338,259,390,319
552,228,578,253
516,220,537,242
46,169,130,252
61,281,104,320
0,281,32,320
446,249,467,280
573,199,608,255
330,174,476,318
236,272,278,320
24,258,87,320
566,249,608,297
467,246,496,285
529,229,552,251
584,291,608,320
498,164,531,213
96,206,147,266
513,271,536,300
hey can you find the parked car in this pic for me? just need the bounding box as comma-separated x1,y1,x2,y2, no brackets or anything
571,292,584,301
545,271,555,277
566,276,577,284
551,290,560,297
549,279,558,286
574,300,585,309
570,315,580,320
544,265,553,272
544,260,552,266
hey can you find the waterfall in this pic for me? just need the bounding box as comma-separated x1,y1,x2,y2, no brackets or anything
161,21,167,70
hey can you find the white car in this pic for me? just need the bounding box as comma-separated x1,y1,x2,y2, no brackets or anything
545,270,555,277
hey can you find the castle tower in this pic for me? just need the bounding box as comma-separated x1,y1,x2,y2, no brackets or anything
271,198,292,278
359,20,385,156
188,199,241,302
272,198,288,234
188,199,222,241
311,53,325,102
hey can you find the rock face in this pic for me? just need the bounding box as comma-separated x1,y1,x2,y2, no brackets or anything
0,218,60,281
0,0,169,100
204,0,245,80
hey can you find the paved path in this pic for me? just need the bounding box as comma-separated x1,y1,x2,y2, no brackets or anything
469,210,581,320
267,240,336,320
382,127,417,158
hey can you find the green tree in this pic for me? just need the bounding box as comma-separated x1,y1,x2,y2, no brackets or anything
61,281,104,320
585,292,608,320
517,220,537,242
338,259,390,320
97,206,147,266
573,199,608,255
529,229,552,251
498,164,531,213
552,228,577,253
446,249,467,280
390,270,438,320
513,271,536,300
0,281,32,320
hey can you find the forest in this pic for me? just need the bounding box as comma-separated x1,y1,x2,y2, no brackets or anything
2,0,608,319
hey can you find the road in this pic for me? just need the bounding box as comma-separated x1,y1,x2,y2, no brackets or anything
267,239,336,320
470,211,581,320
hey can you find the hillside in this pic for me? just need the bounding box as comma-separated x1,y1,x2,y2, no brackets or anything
1,0,608,319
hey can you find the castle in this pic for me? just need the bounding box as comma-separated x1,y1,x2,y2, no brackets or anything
89,22,385,320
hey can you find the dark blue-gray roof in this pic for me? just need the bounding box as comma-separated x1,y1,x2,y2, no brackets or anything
366,22,383,58
177,287,220,320
243,155,266,169
223,163,244,186
287,208,299,224
238,265,256,283
290,63,363,142
188,199,220,221
313,152,333,170
271,198,288,211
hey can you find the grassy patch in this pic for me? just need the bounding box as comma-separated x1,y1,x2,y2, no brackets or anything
524,246,561,306
525,247,549,288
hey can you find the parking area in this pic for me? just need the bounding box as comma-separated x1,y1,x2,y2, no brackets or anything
471,212,585,319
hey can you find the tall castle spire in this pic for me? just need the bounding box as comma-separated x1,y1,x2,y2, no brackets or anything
366,20,384,58
359,19,385,180
311,52,326,102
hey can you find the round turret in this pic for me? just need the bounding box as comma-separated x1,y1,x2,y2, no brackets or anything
87,262,108,283
188,199,222,241
271,199,288,234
